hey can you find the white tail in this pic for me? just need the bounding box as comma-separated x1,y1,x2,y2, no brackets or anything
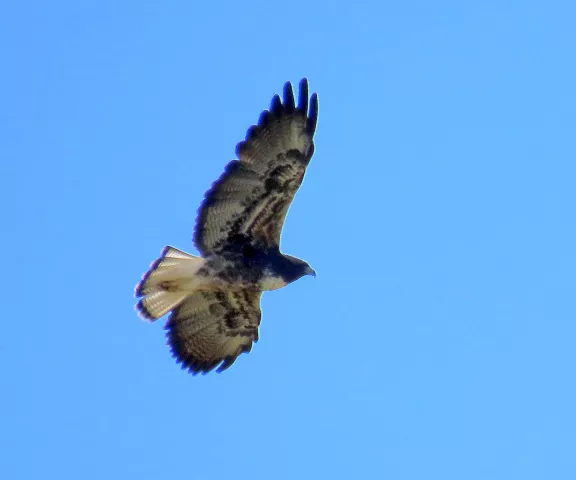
135,246,205,321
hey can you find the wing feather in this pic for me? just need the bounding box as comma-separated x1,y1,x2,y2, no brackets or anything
164,289,262,374
193,78,318,254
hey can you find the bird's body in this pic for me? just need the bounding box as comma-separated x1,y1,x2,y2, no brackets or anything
135,79,318,374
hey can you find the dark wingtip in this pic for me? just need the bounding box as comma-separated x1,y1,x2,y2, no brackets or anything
296,78,317,135
234,78,317,163
246,125,259,141
258,110,271,128
283,81,295,113
298,78,309,115
306,92,318,135
270,94,282,114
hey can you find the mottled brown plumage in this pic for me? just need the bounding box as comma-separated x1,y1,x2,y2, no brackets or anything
135,79,318,374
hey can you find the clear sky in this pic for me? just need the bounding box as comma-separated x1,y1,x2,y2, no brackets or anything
1,1,575,479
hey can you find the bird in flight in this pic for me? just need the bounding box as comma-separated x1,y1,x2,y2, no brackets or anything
135,78,318,374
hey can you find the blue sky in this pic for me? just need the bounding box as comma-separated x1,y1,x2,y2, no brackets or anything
1,1,575,478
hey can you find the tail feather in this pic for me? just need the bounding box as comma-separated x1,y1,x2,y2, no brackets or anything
135,246,204,321
137,290,188,321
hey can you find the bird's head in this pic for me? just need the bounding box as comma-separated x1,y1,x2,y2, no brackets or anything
303,263,317,278
283,255,316,282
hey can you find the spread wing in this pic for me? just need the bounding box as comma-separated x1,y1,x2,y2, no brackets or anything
193,78,318,255
164,288,263,374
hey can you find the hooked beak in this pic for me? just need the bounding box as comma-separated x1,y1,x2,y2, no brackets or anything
307,267,317,278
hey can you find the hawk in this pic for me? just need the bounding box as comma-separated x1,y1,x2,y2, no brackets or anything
135,78,318,374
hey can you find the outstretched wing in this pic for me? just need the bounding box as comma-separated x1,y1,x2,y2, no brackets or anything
164,288,263,374
194,78,318,255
